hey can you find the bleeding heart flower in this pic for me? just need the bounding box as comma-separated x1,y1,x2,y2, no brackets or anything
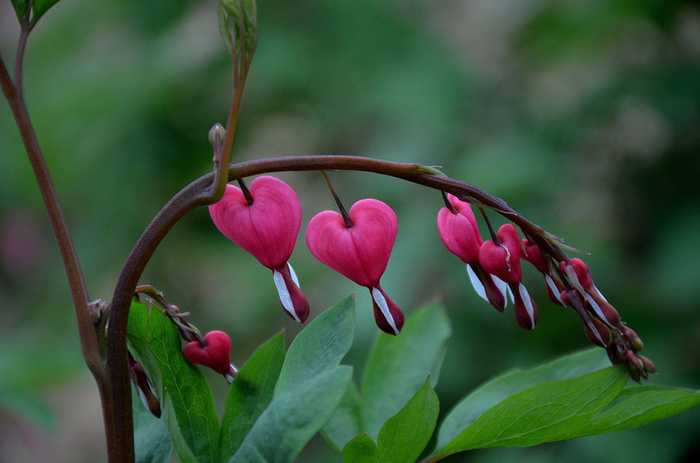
128,355,161,417
306,198,404,335
479,224,538,330
561,258,620,327
183,331,236,381
521,238,564,306
209,176,309,323
437,194,507,311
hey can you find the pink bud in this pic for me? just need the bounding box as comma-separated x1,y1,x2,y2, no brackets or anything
437,197,507,311
478,224,523,284
306,198,404,335
129,357,161,418
209,176,309,322
437,196,481,265
183,331,235,378
479,224,537,330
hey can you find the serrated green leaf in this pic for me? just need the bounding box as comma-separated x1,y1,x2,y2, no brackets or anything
230,366,353,463
276,295,355,395
342,434,379,463
360,303,451,440
322,382,362,451
132,385,172,463
377,376,439,463
127,300,219,463
436,347,610,449
434,366,628,456
219,332,286,462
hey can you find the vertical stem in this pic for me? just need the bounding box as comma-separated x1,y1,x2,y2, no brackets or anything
0,56,100,375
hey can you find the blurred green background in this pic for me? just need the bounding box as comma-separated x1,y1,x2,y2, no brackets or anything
1,0,699,461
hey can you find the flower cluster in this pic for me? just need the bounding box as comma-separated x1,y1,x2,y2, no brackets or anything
437,194,655,381
205,176,654,381
209,176,403,335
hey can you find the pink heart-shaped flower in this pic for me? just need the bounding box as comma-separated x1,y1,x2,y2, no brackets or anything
307,198,404,335
209,176,301,270
306,198,397,288
478,224,523,284
182,331,232,375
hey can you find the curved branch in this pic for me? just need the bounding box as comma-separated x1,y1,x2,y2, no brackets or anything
105,154,565,462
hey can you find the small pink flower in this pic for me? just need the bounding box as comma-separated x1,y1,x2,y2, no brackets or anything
521,239,564,306
479,224,538,330
306,198,404,335
209,176,309,323
561,258,620,327
437,194,507,311
183,331,237,381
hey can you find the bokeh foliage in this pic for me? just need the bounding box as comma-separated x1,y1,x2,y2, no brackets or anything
1,0,699,461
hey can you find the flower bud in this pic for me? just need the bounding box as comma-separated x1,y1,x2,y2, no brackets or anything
183,331,237,381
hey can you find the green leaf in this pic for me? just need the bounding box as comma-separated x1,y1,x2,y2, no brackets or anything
229,296,356,462
276,295,355,395
218,0,257,56
219,332,286,462
377,376,439,463
31,0,62,23
127,300,219,463
582,385,700,435
10,0,29,21
342,434,379,463
434,366,629,456
436,347,610,449
231,366,353,463
322,382,363,452
359,303,451,440
132,385,172,463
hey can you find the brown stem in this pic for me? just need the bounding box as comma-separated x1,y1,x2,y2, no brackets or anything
1,48,107,455
97,150,564,462
321,170,353,228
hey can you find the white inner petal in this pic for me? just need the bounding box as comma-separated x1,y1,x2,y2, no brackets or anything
372,287,399,335
273,270,301,323
545,275,563,304
288,262,300,288
495,275,511,307
583,293,608,324
136,387,151,412
466,265,488,302
586,320,608,347
594,285,608,302
518,282,536,330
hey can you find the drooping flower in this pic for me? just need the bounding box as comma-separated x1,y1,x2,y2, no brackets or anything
128,354,161,417
561,258,620,328
437,194,508,311
479,223,538,330
182,330,237,382
306,198,404,335
209,176,309,323
521,238,565,306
